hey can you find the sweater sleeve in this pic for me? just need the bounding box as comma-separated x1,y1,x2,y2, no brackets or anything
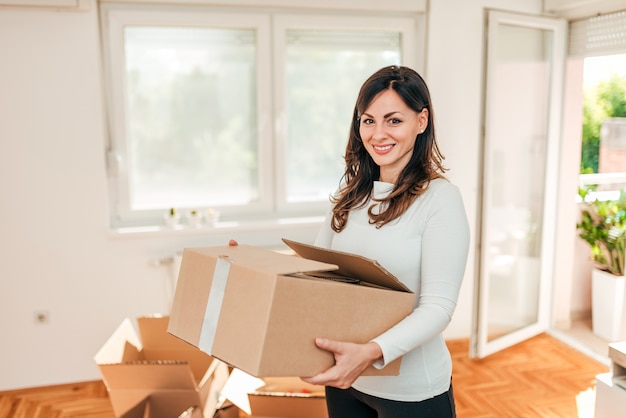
371,183,470,367
314,209,334,248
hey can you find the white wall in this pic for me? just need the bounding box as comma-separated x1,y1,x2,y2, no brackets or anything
425,0,547,340
0,0,547,391
553,56,595,325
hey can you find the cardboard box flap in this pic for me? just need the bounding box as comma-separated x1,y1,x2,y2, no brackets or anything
118,395,150,418
220,369,265,415
111,390,203,418
248,377,328,418
95,318,142,365
254,377,325,397
137,316,192,350
220,370,328,418
188,245,338,276
248,395,327,418
137,316,214,383
141,348,213,385
282,238,411,292
99,362,199,390
178,406,203,418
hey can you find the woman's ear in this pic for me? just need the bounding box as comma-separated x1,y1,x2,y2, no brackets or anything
419,108,429,132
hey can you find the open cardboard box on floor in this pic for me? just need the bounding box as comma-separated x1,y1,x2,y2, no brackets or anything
168,239,415,378
221,369,328,418
94,316,230,418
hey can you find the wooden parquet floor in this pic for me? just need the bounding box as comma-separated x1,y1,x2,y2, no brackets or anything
448,334,608,418
0,333,609,418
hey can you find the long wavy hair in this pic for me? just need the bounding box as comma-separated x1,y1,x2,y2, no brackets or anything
330,65,446,232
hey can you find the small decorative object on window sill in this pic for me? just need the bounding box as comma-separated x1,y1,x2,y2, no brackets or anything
206,208,220,227
187,209,203,228
164,207,181,228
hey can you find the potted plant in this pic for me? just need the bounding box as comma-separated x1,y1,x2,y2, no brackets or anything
164,207,181,228
187,209,203,228
577,187,626,341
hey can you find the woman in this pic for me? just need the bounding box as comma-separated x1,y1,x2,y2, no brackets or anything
301,65,470,417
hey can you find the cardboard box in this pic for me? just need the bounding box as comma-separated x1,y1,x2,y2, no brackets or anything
168,239,415,378
248,378,327,418
95,316,230,418
221,369,327,418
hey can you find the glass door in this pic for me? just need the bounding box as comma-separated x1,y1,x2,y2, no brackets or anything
471,10,567,358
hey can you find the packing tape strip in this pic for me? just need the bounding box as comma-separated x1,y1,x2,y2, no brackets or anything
198,256,232,353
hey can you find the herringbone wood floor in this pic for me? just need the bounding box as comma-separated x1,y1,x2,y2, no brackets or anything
448,334,608,417
0,333,609,418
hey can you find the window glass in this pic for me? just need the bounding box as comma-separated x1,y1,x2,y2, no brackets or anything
284,30,401,202
124,27,258,210
101,5,423,228
580,53,626,200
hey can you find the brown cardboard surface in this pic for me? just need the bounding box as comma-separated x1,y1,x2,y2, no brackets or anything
168,243,415,378
177,406,204,418
213,403,240,418
95,316,228,418
248,377,327,418
248,396,326,418
221,370,327,418
114,391,202,418
137,316,212,384
258,377,325,396
119,396,149,418
282,238,410,292
98,362,198,389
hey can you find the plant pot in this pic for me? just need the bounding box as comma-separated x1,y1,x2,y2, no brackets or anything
164,213,181,228
187,211,203,228
592,268,626,341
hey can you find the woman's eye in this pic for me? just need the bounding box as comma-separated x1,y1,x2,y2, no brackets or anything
389,118,401,125
362,118,374,125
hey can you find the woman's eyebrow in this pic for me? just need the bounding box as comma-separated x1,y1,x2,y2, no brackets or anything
361,111,403,118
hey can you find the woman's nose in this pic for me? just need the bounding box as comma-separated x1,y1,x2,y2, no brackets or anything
372,124,387,140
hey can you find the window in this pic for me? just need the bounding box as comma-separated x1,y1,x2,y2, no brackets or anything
580,53,626,200
570,10,626,200
100,3,424,229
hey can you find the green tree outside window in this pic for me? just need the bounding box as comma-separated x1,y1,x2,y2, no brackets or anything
581,74,626,174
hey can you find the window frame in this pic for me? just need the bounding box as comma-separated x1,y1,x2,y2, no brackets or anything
99,2,426,230
272,13,423,214
568,9,626,196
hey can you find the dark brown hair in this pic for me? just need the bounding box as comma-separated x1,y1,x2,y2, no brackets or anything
331,65,446,232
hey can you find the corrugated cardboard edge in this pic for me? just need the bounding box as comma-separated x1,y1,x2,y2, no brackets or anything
282,238,411,292
95,318,143,366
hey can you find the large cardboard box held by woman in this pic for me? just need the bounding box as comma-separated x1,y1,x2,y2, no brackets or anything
167,239,415,378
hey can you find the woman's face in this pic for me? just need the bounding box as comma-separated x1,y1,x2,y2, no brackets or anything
359,89,428,183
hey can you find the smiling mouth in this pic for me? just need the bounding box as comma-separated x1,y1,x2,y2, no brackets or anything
373,144,394,152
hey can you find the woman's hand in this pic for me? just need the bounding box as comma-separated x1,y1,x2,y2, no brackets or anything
301,338,383,389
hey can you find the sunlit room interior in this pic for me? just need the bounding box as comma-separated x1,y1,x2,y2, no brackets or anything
1,0,626,417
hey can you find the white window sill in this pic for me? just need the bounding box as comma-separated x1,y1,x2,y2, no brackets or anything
108,216,325,240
